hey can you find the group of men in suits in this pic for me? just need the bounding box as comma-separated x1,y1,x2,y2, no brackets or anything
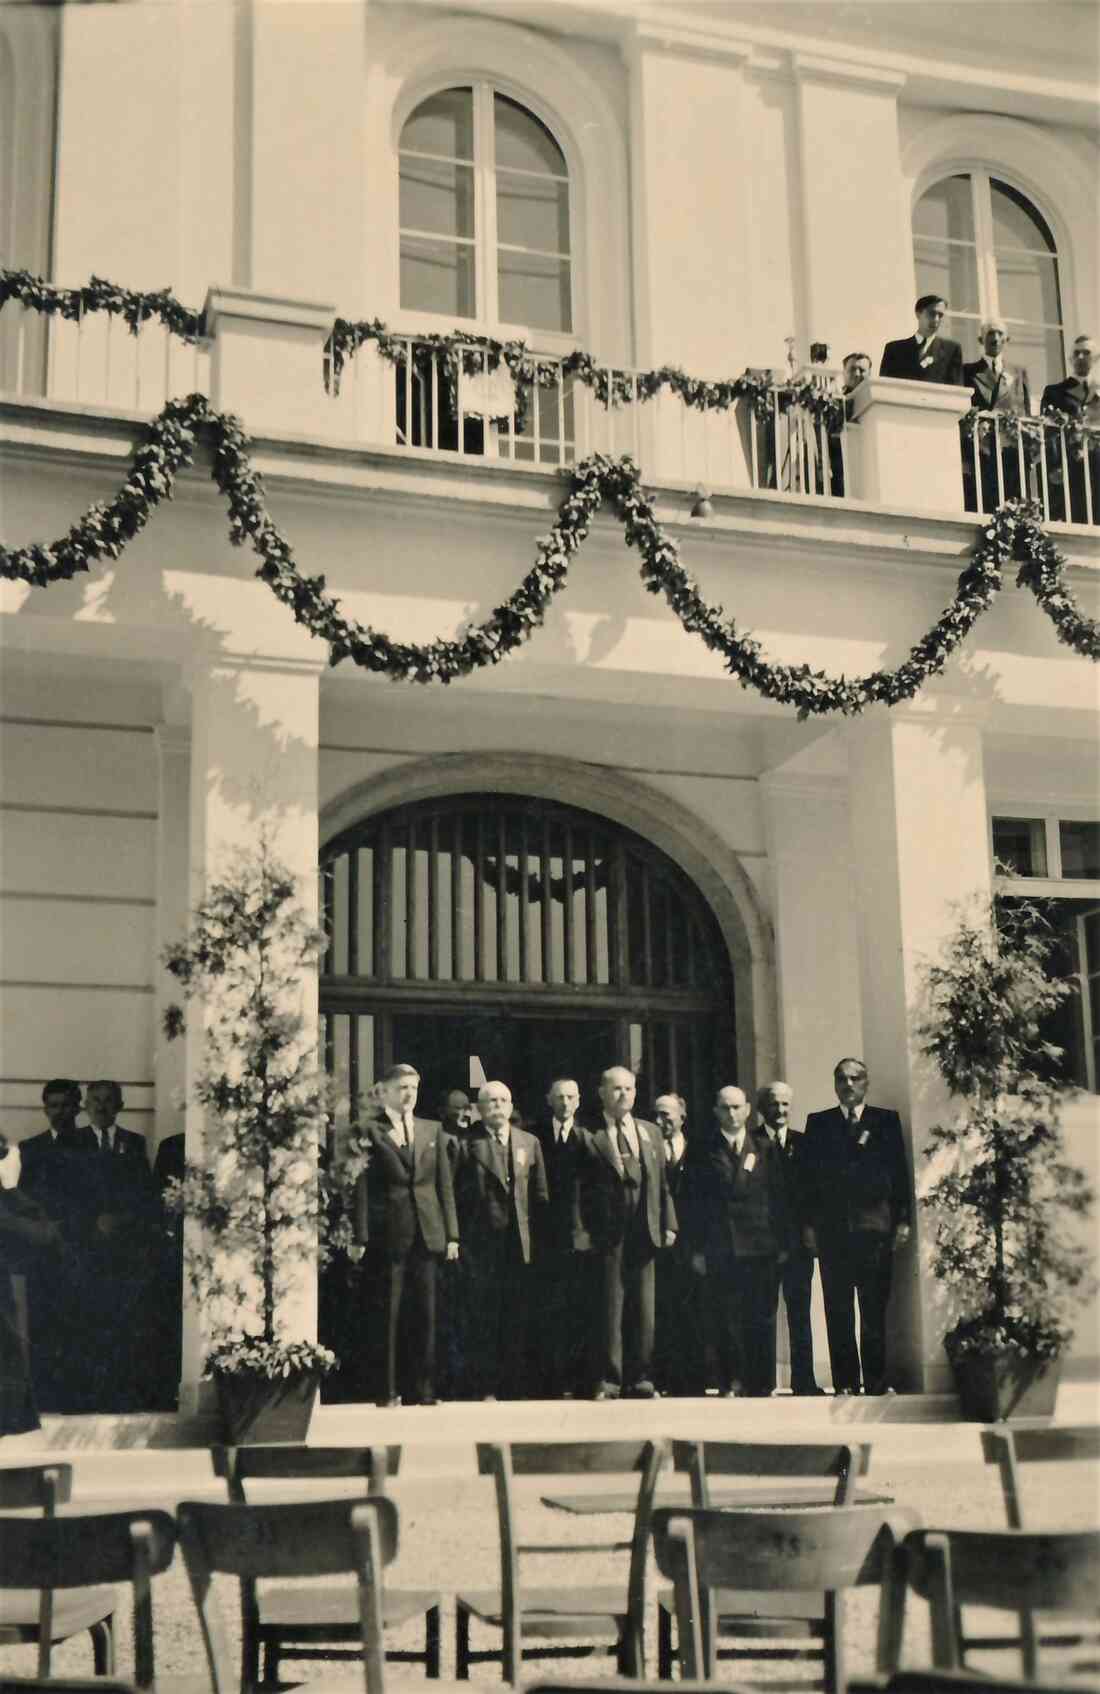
350,1054,911,1405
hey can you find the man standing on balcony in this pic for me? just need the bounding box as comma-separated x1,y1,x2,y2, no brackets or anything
828,352,872,498
962,319,1031,512
880,295,964,386
1041,334,1100,523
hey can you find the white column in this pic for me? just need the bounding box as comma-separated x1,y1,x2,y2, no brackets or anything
844,700,992,1391
178,637,324,1413
153,720,191,1154
849,377,973,512
205,287,336,439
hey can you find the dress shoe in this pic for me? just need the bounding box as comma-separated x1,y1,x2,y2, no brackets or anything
833,1387,855,1396
418,1395,439,1407
720,1386,742,1398
795,1385,826,1397
378,1395,401,1408
628,1380,657,1399
482,1394,498,1403
593,1383,620,1401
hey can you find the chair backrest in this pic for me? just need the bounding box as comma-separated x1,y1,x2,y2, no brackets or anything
177,1495,399,1694
653,1503,902,1679
980,1425,1100,1528
850,1675,1094,1694
0,1680,139,1693
0,1463,73,1512
0,1510,176,1688
210,1443,400,1502
903,1526,1100,1625
475,1440,668,1685
670,1439,872,1507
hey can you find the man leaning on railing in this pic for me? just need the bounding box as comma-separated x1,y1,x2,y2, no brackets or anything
960,318,1031,514
1041,333,1100,525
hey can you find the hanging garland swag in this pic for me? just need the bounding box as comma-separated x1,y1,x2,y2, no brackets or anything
1,393,1097,720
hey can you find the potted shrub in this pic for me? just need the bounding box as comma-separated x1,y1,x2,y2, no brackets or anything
162,842,358,1441
917,885,1095,1421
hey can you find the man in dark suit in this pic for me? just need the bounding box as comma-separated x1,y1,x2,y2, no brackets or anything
828,352,871,497
578,1065,677,1401
18,1078,84,1410
961,318,1032,511
1041,334,1100,523
880,295,964,386
757,1081,822,1396
686,1085,788,1398
0,1135,71,1436
652,1091,703,1397
435,1088,475,1400
352,1062,459,1408
453,1080,548,1400
532,1077,590,1398
800,1057,911,1396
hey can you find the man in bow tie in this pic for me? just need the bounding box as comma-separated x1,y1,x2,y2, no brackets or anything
879,294,964,386
353,1062,459,1408
532,1078,591,1398
1041,334,1100,523
578,1065,677,1401
799,1058,911,1397
961,318,1032,511
454,1080,548,1399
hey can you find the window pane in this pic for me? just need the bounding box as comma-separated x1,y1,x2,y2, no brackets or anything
991,179,1056,254
498,249,572,332
496,168,570,254
996,251,1063,330
913,236,979,314
400,234,476,318
494,93,566,176
399,158,474,239
913,176,975,244
992,816,1048,877
401,88,474,161
1005,322,1064,401
1060,821,1100,879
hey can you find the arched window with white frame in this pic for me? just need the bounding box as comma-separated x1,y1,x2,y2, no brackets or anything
912,171,1066,400
399,84,573,337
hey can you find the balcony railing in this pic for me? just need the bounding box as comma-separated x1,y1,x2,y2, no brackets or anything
0,298,211,415
963,410,1099,526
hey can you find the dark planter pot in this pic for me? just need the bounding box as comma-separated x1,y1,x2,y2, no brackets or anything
213,1367,320,1444
948,1350,1061,1422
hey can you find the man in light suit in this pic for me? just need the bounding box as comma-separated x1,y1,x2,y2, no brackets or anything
961,318,1032,511
578,1066,677,1401
532,1077,590,1398
1041,334,1100,523
800,1057,911,1396
757,1081,822,1395
880,295,964,386
453,1080,548,1400
353,1062,459,1407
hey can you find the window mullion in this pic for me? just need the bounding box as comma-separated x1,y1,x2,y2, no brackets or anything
972,169,999,322
474,81,498,325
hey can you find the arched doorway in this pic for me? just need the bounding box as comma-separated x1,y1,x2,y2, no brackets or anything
319,792,736,1122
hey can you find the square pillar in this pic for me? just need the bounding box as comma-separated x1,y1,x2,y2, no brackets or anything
849,376,972,512
153,719,191,1154
205,286,336,439
844,700,992,1391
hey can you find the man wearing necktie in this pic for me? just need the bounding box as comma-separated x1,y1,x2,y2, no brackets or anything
353,1062,459,1408
800,1058,911,1396
652,1092,704,1397
532,1078,591,1398
453,1080,548,1399
1041,334,1100,522
757,1082,822,1396
686,1085,788,1398
578,1066,676,1400
961,318,1032,511
879,295,964,386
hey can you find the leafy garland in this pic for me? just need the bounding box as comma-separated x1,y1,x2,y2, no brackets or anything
0,267,202,341
1,394,1097,717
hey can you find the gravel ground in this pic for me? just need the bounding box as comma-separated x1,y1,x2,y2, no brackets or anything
1,1455,1097,1686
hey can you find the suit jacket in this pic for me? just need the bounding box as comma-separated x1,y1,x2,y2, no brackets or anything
532,1120,590,1255
454,1126,548,1265
1040,377,1100,425
62,1124,158,1270
686,1127,788,1260
353,1113,459,1259
576,1118,677,1253
800,1104,910,1241
880,335,964,386
962,360,1031,416
766,1127,810,1255
0,1184,60,1278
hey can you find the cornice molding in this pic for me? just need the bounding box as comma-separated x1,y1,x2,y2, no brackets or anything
792,51,907,95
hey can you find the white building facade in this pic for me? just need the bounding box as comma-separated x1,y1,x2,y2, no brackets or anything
1,0,1098,1411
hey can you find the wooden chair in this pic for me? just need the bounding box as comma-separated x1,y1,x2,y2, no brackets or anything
654,1502,911,1693
978,1425,1100,1668
177,1495,397,1694
455,1438,668,1684
0,1506,176,1689
210,1443,440,1685
656,1439,874,1680
851,1675,1094,1694
0,1681,139,1693
878,1527,1100,1685
0,1462,117,1675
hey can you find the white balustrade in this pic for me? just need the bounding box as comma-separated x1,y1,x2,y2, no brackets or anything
0,300,211,415
964,410,1099,526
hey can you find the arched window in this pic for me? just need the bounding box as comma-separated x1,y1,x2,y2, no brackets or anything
399,85,573,335
913,172,1065,397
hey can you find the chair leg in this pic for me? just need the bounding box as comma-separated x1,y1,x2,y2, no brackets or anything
262,1638,281,1688
426,1604,442,1678
621,1618,644,1678
659,1604,674,1679
876,1541,909,1674
90,1618,115,1677
456,1605,471,1680
824,1592,845,1694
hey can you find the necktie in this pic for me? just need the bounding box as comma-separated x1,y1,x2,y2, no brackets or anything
617,1124,633,1160
101,1130,113,1157
403,1112,414,1143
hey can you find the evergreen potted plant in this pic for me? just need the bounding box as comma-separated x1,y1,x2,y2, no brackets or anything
162,842,357,1442
916,885,1095,1421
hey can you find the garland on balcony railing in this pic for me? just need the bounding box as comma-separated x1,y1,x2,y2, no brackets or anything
1,395,1097,716
0,268,203,341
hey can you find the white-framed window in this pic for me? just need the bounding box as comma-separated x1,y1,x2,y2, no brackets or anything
398,83,573,337
991,811,1100,886
913,171,1066,400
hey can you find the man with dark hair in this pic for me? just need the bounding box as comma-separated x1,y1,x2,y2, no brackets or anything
352,1062,459,1408
880,296,964,385
799,1058,911,1396
18,1079,83,1409
828,352,873,496
436,1087,475,1399
757,1081,822,1396
1041,334,1100,522
532,1077,590,1398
